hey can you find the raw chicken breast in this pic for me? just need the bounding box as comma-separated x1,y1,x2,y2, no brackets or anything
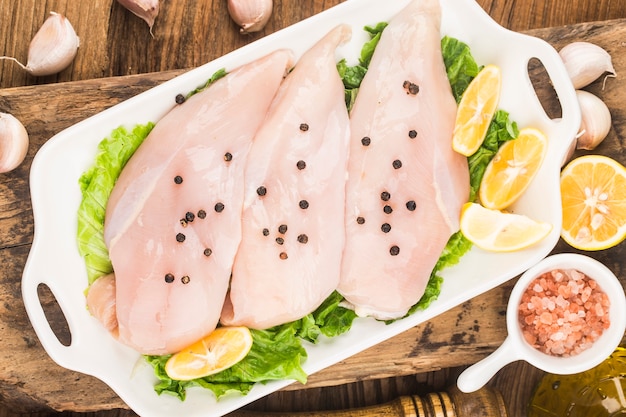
220,25,352,329
337,0,470,319
86,273,118,337
102,49,293,354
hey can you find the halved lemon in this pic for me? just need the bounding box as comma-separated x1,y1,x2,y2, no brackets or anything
560,154,626,251
452,64,502,156
479,127,547,210
460,202,553,252
165,326,253,381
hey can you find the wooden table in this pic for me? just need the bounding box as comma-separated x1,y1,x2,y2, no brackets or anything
1,0,625,416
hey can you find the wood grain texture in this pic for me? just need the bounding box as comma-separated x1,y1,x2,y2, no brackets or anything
0,1,626,416
1,0,625,89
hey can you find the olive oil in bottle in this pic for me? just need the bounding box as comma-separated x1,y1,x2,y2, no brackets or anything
528,346,626,416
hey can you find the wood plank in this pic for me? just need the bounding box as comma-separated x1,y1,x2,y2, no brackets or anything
0,0,112,88
0,10,626,417
480,0,624,31
2,1,625,89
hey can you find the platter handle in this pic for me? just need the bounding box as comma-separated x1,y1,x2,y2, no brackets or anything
21,243,101,374
520,32,581,162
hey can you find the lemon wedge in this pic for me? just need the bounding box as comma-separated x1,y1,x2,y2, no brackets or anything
165,326,253,381
460,202,552,252
479,127,547,210
452,64,502,156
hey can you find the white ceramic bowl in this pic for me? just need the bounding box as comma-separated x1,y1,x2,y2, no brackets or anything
457,253,626,393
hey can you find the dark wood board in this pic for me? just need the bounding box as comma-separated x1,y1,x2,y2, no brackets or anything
0,8,625,417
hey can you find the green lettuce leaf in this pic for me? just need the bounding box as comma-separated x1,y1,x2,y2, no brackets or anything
441,36,482,103
337,22,387,110
77,123,154,285
185,68,228,99
146,325,308,401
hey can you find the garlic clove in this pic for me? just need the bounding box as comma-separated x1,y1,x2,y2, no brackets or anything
0,11,79,77
227,0,273,34
26,12,80,76
575,90,612,151
117,0,160,33
0,112,30,174
559,41,615,89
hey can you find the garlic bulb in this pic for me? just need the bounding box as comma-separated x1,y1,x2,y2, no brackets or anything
575,90,612,151
0,113,29,174
117,0,160,34
559,42,615,89
227,0,273,34
0,12,79,77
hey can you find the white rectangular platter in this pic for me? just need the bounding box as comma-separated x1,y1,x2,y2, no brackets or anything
22,0,580,415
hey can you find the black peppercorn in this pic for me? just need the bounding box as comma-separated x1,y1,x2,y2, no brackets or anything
403,80,419,95
215,202,225,212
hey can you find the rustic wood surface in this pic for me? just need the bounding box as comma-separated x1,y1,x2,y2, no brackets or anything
0,1,625,416
1,0,625,89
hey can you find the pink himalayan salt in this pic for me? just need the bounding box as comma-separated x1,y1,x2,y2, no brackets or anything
518,268,610,357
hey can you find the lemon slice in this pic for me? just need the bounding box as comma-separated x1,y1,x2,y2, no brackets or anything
560,155,626,251
479,127,547,210
165,327,253,381
460,202,553,252
452,64,502,156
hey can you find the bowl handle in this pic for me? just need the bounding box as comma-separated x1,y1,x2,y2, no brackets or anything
456,336,520,393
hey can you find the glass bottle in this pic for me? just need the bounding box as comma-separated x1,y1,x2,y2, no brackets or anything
528,346,626,416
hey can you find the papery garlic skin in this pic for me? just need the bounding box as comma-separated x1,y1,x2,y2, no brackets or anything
26,12,80,76
575,90,612,151
227,0,273,34
117,0,160,32
559,42,616,89
0,113,29,174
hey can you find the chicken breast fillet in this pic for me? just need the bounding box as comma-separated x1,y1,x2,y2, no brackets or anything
101,50,293,354
221,25,352,329
337,0,470,320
